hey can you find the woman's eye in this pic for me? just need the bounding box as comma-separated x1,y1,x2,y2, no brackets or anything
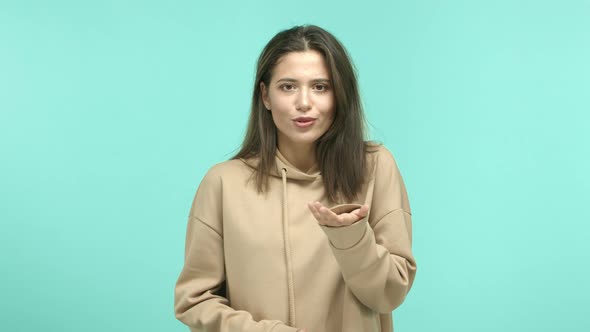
281,84,295,91
315,84,329,92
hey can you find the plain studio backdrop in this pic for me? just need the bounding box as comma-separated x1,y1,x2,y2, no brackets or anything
1,0,588,331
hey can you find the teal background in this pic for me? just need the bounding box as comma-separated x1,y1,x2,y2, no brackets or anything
1,0,589,331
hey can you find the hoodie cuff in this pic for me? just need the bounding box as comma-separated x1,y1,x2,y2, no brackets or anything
270,323,300,332
319,204,368,250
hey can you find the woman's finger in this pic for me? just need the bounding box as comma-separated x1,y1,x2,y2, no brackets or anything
353,204,369,218
318,203,340,222
307,202,320,220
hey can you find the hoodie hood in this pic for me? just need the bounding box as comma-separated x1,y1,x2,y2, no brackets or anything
239,148,321,182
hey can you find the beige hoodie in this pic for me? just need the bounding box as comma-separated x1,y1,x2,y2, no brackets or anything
174,144,416,331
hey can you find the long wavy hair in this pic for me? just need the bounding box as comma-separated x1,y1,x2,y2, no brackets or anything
231,24,379,204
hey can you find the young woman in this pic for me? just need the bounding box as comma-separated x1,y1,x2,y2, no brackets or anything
174,24,417,332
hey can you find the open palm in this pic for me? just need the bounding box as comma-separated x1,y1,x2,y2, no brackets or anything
307,201,369,227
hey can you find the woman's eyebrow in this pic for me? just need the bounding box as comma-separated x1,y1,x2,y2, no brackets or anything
276,78,331,83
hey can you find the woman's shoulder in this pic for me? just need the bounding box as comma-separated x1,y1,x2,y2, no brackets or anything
365,141,395,160
202,158,253,181
188,158,248,192
364,141,403,174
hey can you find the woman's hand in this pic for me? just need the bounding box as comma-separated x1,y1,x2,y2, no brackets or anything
307,201,369,227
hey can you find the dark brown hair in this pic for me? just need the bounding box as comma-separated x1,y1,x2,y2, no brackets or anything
231,24,379,204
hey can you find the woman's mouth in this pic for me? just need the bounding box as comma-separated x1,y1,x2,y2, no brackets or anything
294,118,316,128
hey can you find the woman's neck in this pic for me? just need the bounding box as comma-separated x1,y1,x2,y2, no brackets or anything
277,141,316,173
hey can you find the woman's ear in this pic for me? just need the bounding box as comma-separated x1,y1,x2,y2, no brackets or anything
260,82,270,110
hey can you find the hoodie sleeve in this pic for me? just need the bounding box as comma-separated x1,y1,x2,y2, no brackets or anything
319,147,417,313
174,167,298,332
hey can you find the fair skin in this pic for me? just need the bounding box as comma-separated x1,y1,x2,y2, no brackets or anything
260,51,369,228
262,50,369,332
261,49,334,173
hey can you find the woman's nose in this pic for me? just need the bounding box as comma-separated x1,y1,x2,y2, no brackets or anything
296,89,311,111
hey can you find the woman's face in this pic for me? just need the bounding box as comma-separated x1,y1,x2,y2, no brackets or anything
261,50,335,151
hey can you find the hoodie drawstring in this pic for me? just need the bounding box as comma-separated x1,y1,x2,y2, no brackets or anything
281,167,296,326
